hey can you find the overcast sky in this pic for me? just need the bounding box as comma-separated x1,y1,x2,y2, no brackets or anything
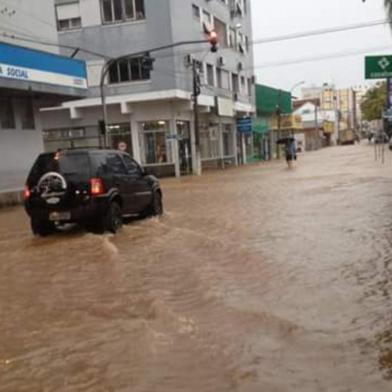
251,0,392,92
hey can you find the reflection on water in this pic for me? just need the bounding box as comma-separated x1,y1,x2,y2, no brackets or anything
0,145,392,391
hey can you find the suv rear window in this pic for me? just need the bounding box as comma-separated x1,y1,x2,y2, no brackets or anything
27,152,90,185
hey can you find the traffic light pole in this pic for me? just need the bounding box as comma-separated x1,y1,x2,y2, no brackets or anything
99,39,209,148
192,60,202,175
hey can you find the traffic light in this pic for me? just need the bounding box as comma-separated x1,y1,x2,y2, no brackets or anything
208,30,218,53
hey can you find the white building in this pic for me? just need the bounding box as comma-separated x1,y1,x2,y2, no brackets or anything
40,0,256,177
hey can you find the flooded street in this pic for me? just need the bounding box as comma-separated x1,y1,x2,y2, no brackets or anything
1,143,392,391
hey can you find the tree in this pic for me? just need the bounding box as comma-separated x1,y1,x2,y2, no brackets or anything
361,82,386,121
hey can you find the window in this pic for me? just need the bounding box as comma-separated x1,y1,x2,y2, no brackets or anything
43,128,95,151
192,4,200,19
0,97,15,129
122,154,141,175
245,36,249,52
56,2,82,31
229,27,236,48
139,121,171,165
20,98,35,130
238,32,245,53
58,17,81,31
206,64,214,86
106,153,127,174
203,10,212,29
108,57,150,84
101,0,145,24
217,68,230,90
213,17,228,48
240,76,246,94
232,73,239,93
247,78,252,96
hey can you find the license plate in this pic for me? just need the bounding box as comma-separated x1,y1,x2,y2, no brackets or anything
49,212,71,221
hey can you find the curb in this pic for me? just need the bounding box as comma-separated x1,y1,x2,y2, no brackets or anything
0,189,24,209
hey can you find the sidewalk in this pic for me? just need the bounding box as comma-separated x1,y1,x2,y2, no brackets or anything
0,170,26,208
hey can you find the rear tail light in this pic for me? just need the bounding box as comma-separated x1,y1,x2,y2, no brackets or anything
24,185,31,200
90,178,105,196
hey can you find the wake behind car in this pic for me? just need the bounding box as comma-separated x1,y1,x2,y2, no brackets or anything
24,149,163,236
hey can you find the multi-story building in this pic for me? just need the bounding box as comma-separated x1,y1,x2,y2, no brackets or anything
0,0,87,191
41,0,256,177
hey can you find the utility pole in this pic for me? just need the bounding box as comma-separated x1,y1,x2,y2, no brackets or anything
192,59,202,175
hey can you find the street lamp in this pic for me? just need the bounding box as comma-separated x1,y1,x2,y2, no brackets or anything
290,80,306,94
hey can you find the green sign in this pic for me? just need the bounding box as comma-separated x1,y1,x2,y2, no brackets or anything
365,55,392,79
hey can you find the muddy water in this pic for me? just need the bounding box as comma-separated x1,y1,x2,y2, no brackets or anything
0,144,392,391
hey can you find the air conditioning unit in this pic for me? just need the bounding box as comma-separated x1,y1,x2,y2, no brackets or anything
217,57,225,66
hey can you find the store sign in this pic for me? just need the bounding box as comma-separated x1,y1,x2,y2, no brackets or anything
237,117,252,133
216,97,234,117
0,62,87,89
0,42,87,89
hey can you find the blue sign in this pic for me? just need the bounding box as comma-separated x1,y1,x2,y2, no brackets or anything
0,42,87,89
237,117,252,133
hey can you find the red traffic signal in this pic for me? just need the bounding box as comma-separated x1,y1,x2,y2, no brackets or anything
208,30,218,53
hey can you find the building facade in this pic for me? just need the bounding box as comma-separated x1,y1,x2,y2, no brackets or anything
42,0,256,177
253,84,292,160
0,0,87,191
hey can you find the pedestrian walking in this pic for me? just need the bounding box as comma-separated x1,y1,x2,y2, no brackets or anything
277,136,297,169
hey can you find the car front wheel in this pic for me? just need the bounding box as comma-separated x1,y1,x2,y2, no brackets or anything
149,190,163,216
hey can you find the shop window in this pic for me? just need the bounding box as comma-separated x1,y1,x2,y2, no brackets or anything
20,98,35,130
107,123,133,155
101,0,145,24
0,97,15,129
108,57,150,84
200,123,219,159
139,121,171,165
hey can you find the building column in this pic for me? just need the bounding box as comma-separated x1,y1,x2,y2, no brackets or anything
241,133,247,164
218,118,224,169
169,114,181,178
233,122,239,166
130,116,141,163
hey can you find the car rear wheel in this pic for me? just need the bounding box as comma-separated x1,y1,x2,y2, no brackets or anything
31,219,56,237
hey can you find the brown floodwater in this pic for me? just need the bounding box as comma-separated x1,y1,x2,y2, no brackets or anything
0,144,392,391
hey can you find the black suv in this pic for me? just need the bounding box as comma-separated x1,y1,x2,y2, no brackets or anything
24,149,163,236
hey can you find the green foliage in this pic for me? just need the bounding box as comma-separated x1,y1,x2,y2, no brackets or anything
361,83,386,121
